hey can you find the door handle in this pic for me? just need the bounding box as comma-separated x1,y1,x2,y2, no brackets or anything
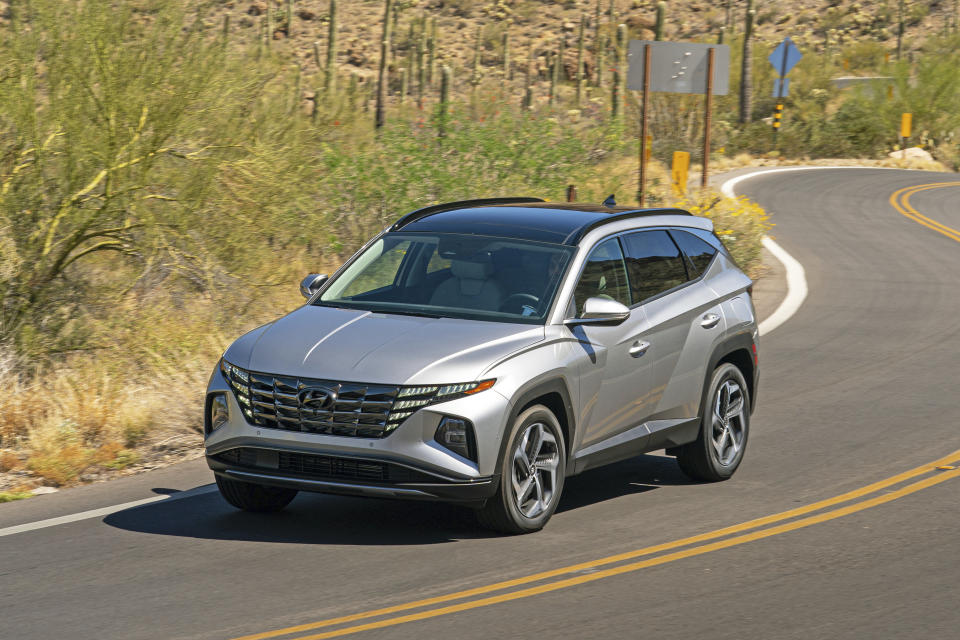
629,340,650,357
700,313,721,329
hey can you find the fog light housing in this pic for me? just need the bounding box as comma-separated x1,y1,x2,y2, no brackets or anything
206,392,230,435
434,417,477,462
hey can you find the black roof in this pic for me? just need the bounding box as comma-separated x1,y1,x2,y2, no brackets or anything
390,198,692,245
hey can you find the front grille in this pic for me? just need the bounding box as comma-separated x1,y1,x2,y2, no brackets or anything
221,362,461,438
213,447,437,483
250,373,402,438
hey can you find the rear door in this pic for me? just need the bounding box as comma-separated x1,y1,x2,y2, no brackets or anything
621,229,725,429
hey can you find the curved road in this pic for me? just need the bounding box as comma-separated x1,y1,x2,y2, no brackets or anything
3,168,960,639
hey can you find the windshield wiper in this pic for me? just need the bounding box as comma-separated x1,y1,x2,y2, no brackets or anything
319,301,441,319
366,307,442,319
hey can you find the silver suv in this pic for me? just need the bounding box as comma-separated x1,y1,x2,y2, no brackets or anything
205,198,759,533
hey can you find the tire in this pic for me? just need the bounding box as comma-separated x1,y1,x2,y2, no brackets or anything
477,405,567,534
215,474,298,512
676,362,750,482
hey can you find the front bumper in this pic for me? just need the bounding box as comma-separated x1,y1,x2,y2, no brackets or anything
207,449,498,502
204,362,513,495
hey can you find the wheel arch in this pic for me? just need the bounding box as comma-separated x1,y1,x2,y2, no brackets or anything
704,331,758,416
494,378,577,479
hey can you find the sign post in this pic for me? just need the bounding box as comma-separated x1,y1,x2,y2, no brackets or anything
638,44,652,206
768,37,802,146
628,41,730,205
702,47,715,188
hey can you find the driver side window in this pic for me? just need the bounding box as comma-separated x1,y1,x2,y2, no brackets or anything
572,238,631,317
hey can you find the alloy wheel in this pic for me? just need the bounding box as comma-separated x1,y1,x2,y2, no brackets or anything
711,379,746,466
511,422,560,518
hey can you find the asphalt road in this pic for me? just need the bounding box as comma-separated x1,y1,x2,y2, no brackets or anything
3,168,960,640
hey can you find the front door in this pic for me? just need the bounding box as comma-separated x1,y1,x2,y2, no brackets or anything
569,238,654,457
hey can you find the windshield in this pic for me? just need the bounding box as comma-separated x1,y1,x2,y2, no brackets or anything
317,232,574,324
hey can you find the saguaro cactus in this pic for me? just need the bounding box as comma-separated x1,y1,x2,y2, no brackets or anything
594,0,605,88
417,15,427,106
400,62,410,105
549,45,560,105
375,0,394,130
612,23,626,122
576,13,585,107
502,27,511,89
286,0,294,38
427,17,437,88
348,72,359,112
655,2,666,41
522,47,534,110
438,65,451,138
266,7,272,49
897,0,905,60
292,62,301,114
739,0,755,124
326,0,338,93
471,26,483,87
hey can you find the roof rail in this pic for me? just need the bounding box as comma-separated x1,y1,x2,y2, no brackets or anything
390,197,546,231
563,208,693,244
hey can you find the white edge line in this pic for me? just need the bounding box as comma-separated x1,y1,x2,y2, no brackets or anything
757,236,808,336
719,167,817,337
0,485,217,538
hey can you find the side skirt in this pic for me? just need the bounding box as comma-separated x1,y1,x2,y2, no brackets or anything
571,417,700,474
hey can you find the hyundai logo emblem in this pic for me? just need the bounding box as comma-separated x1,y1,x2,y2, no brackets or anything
298,386,337,414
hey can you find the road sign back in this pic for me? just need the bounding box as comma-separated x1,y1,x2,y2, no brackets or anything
769,37,802,76
627,41,730,95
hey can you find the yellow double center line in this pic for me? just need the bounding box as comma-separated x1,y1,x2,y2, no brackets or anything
889,181,960,242
233,450,960,640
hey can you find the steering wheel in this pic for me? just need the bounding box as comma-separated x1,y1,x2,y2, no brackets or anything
499,293,540,314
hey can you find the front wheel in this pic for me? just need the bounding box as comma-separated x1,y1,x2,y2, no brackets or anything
477,405,566,534
676,363,750,482
215,474,298,512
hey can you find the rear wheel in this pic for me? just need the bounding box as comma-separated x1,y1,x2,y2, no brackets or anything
215,474,298,512
477,405,566,534
677,363,750,482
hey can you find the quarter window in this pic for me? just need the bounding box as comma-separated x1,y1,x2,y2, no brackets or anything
671,229,718,277
621,230,689,303
572,238,631,316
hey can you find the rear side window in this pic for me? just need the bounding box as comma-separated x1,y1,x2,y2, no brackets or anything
621,230,689,303
572,238,631,316
683,227,734,262
671,229,718,277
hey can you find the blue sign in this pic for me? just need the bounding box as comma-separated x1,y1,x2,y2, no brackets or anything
769,37,802,76
773,77,790,97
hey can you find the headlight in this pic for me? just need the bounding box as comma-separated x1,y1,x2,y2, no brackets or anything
206,392,230,434
388,379,496,426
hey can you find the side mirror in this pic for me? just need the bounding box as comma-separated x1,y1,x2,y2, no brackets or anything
564,297,631,327
299,273,329,299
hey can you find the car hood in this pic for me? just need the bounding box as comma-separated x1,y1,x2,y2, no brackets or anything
223,305,545,385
